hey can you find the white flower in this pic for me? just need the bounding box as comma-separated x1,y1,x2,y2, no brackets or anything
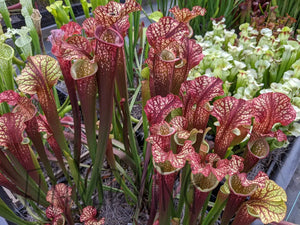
260,89,273,94
224,29,235,38
285,78,300,92
282,70,295,81
204,31,214,39
234,60,246,69
195,35,204,42
204,68,214,77
212,17,225,26
260,28,272,37
214,36,225,44
292,105,300,120
228,42,243,53
288,122,300,136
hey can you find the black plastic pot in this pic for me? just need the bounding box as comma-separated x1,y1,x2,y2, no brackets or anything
1,3,85,32
0,187,18,225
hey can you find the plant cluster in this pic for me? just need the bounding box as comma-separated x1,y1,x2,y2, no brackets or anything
175,0,300,37
1,0,143,224
142,5,295,225
238,0,299,34
0,0,298,225
176,0,244,36
189,18,300,147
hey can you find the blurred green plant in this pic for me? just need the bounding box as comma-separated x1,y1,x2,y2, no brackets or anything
177,0,245,35
46,1,71,28
235,0,299,35
273,0,300,31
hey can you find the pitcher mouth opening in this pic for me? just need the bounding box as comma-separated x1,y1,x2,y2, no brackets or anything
71,59,98,80
159,49,179,63
175,59,186,68
192,172,219,192
95,26,124,48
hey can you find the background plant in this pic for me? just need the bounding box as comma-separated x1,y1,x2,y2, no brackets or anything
238,0,300,34
189,19,300,148
139,6,296,224
177,0,244,35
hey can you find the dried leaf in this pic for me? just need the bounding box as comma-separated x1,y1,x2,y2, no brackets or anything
169,6,206,23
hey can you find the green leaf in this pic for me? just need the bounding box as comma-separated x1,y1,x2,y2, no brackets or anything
0,43,14,90
149,11,163,22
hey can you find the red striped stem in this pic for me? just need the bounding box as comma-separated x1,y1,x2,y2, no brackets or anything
71,59,98,161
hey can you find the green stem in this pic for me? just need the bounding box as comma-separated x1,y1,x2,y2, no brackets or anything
127,14,134,87
57,96,70,114
29,131,56,183
106,139,137,203
23,16,41,55
64,0,77,22
53,86,61,108
85,59,115,205
64,151,86,205
58,105,72,117
176,165,191,217
0,0,12,28
38,91,72,185
199,191,212,225
12,56,25,67
18,198,47,222
80,0,90,18
202,198,228,225
115,47,141,181
2,150,49,207
133,142,151,222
